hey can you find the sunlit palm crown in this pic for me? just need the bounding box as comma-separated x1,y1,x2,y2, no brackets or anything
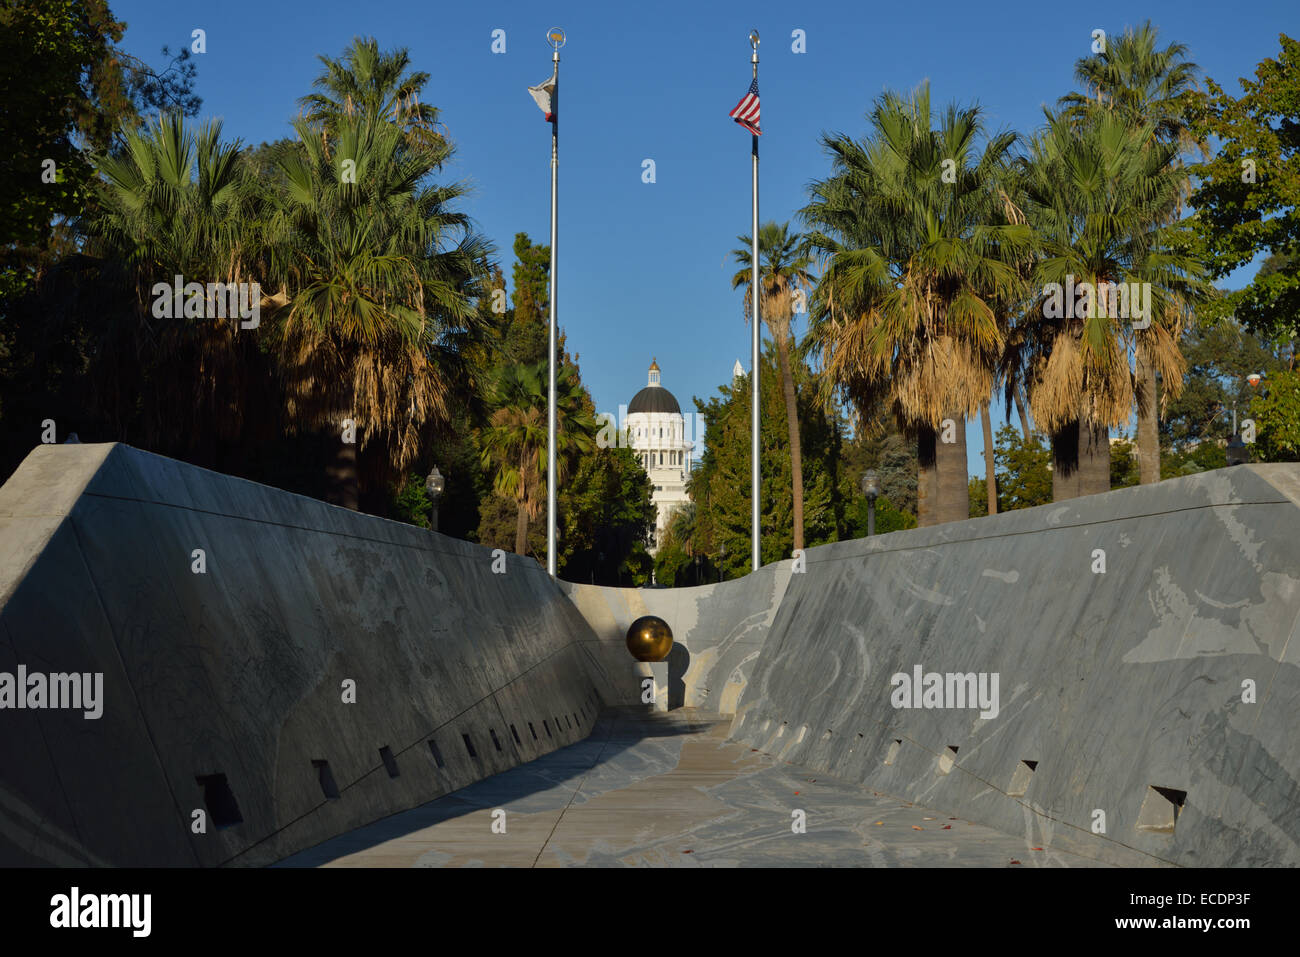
802,84,1032,430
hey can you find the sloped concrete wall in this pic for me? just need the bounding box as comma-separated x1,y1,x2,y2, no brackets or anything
0,443,602,867
730,465,1300,867
563,562,791,713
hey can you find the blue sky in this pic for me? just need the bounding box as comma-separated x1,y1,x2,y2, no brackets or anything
114,0,1293,476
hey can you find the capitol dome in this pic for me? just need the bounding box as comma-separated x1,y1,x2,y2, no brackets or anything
626,359,693,555
628,358,681,414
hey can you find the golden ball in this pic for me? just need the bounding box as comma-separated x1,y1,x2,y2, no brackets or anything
626,615,674,662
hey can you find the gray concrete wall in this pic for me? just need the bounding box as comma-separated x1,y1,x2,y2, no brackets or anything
0,443,603,866
729,465,1300,867
562,562,791,713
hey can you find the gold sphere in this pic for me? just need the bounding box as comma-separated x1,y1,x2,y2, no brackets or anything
626,615,674,662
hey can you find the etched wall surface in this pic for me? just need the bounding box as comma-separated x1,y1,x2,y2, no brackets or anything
0,444,602,867
563,564,791,713
729,465,1300,867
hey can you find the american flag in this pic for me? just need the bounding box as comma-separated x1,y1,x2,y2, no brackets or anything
729,77,761,135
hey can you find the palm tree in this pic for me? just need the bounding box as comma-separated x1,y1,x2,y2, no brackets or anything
480,361,595,557
263,106,489,508
731,221,813,550
1061,21,1202,484
802,84,1032,525
88,112,268,463
300,37,444,153
1016,110,1206,500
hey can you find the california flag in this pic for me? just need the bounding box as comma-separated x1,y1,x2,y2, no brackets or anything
528,75,557,122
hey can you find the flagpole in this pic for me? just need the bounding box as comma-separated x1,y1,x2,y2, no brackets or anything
546,29,563,577
749,30,761,573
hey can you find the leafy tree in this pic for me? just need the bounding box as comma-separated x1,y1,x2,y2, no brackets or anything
690,344,839,577
0,0,132,300
1190,34,1300,345
479,361,595,557
1161,319,1286,450
560,443,655,585
1250,370,1300,461
992,424,1052,511
731,220,814,550
1109,433,1141,488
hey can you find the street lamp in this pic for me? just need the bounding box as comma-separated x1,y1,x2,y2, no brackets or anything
860,468,880,536
425,465,445,532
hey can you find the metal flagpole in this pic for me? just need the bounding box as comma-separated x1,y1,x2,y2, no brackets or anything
546,28,564,577
749,30,761,573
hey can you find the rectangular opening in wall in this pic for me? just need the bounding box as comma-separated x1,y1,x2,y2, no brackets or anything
884,739,901,765
528,722,538,740
312,760,340,800
462,734,478,759
489,728,503,752
543,720,551,738
428,739,445,769
195,773,243,829
379,746,399,778
555,716,563,732
1008,759,1038,797
937,746,959,775
572,713,579,727
1137,785,1187,834
510,724,522,745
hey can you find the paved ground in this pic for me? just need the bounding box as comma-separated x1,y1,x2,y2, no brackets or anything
277,708,1106,867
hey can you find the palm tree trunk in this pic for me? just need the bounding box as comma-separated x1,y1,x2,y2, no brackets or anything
514,499,529,555
775,338,804,551
325,416,359,510
935,414,969,524
1052,417,1110,501
1136,349,1160,484
1081,419,1110,496
917,424,937,527
1013,383,1032,441
1051,421,1082,501
981,401,997,515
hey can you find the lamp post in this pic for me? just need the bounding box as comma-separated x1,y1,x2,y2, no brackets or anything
718,540,726,583
861,468,880,537
695,553,701,586
425,466,445,532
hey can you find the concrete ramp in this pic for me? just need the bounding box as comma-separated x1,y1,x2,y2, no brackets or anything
729,465,1300,867
3,443,1297,867
0,443,601,866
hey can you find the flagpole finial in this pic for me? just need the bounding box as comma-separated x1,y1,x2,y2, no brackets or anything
749,29,759,63
548,27,566,55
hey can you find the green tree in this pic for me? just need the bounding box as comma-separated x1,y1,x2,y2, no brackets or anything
803,83,1032,526
0,0,132,300
690,345,839,577
1250,370,1300,462
992,424,1052,511
731,221,815,551
264,103,488,508
1190,35,1300,345
479,361,595,558
1061,20,1203,485
1017,109,1207,501
560,443,655,585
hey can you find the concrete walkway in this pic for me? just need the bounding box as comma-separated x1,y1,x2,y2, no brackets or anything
277,708,1106,868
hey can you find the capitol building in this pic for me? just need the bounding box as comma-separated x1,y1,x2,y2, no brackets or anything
627,359,693,552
